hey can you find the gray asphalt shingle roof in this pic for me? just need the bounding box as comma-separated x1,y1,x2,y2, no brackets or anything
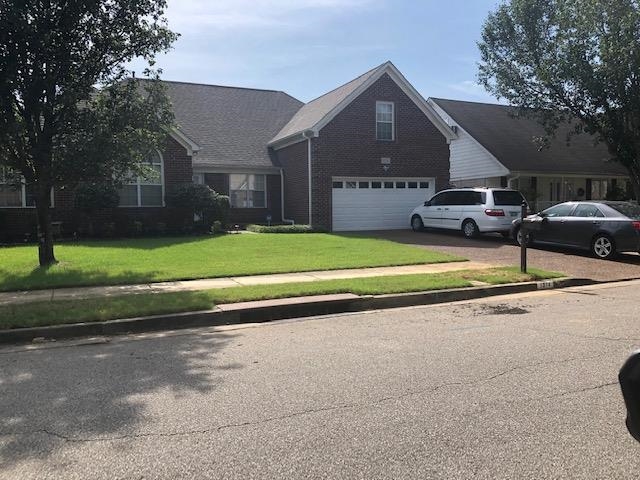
163,81,304,169
431,98,628,176
270,63,385,144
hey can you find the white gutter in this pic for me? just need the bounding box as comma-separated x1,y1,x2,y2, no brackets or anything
280,168,295,225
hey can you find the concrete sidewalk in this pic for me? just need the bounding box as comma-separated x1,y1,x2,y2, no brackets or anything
0,261,493,306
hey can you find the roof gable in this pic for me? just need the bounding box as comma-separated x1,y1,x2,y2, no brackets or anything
430,98,628,177
270,62,457,148
163,81,303,169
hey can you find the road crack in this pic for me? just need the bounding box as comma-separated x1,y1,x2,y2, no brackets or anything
0,353,612,444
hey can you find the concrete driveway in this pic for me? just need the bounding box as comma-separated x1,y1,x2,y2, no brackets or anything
364,229,640,281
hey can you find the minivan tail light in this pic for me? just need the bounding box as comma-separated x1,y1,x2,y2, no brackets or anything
484,209,505,217
632,221,640,231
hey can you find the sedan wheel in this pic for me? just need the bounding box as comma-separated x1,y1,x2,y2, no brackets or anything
515,227,532,246
592,234,616,259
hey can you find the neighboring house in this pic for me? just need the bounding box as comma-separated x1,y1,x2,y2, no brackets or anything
428,98,631,211
0,61,456,239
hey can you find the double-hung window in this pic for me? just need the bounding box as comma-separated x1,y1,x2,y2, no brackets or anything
229,174,266,208
376,101,394,141
0,167,36,208
118,153,164,207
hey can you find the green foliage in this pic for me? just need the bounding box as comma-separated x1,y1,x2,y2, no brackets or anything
165,183,230,229
74,182,120,212
478,0,640,201
605,183,629,201
246,224,316,233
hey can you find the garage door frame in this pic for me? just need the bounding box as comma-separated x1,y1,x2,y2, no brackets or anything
331,176,435,231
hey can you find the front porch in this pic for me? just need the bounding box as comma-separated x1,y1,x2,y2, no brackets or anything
509,174,632,211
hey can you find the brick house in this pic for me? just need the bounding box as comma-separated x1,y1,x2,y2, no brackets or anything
0,61,455,239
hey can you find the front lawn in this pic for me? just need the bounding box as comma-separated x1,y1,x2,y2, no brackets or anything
0,234,463,291
0,267,563,330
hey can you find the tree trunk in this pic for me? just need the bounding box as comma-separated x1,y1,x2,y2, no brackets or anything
629,165,640,204
35,185,57,267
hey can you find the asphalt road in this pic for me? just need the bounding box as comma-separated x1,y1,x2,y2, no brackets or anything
366,229,640,282
2,281,640,479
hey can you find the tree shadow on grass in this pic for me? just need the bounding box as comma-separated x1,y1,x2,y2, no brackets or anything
56,234,228,250
0,330,240,469
0,267,167,292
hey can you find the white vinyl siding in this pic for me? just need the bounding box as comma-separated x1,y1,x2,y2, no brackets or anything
430,101,509,182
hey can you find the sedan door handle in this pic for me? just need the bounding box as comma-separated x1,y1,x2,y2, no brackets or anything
592,220,602,224
436,208,442,210
444,208,449,210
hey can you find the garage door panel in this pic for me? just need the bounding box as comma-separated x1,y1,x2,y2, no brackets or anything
332,177,435,231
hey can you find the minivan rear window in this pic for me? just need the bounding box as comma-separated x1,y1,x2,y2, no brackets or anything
492,190,525,206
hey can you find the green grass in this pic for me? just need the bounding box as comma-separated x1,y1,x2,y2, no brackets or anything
0,234,463,292
0,267,563,330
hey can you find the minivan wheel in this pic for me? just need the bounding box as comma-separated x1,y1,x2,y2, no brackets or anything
592,234,616,259
462,219,479,238
411,215,424,232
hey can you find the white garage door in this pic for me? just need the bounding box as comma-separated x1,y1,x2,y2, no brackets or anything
332,177,435,231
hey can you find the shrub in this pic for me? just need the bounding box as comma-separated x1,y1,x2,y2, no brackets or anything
245,224,316,233
165,183,230,230
74,182,120,211
211,220,224,233
74,182,120,237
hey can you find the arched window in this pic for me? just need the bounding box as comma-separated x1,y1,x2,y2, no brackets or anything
118,152,164,207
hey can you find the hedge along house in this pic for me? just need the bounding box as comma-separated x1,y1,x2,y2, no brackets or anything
0,61,455,240
428,98,631,211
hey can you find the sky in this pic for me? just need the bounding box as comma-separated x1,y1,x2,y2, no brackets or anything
130,0,502,104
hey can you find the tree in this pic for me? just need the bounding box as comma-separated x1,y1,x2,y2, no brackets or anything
478,0,640,202
0,1,178,266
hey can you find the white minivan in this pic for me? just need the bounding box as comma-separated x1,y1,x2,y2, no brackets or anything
409,188,527,238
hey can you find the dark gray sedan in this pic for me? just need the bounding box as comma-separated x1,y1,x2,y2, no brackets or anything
512,201,640,259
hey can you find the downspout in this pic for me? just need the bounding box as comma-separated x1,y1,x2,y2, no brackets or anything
307,137,312,226
302,130,315,226
280,168,295,225
507,174,520,190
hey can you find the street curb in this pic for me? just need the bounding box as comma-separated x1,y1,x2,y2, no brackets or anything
0,277,597,345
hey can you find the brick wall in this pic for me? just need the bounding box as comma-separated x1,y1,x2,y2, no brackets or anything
204,172,282,226
273,141,309,224
0,136,194,242
311,73,450,230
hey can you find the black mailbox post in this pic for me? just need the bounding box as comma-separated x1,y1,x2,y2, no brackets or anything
520,202,528,273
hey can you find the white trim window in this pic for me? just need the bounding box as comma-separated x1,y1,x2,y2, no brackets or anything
118,152,164,207
229,174,266,208
0,166,37,208
376,101,394,141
